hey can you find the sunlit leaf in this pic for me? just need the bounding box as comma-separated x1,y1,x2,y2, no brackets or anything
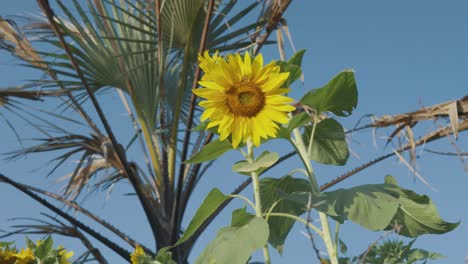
232,151,279,175
384,176,459,237
300,70,358,116
304,118,349,165
260,176,311,254
195,217,269,264
176,188,229,245
184,138,233,164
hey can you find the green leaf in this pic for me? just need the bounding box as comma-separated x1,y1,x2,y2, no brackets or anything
288,49,306,67
300,70,358,116
260,176,311,254
304,118,349,165
184,139,233,164
42,257,59,264
176,188,229,245
339,239,348,255
231,207,255,227
232,151,279,174
287,112,310,132
407,249,445,263
276,61,301,88
314,183,401,230
35,236,54,259
155,250,177,264
195,217,269,264
384,176,460,237
275,49,306,88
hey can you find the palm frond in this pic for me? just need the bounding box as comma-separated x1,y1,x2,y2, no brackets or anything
207,1,270,52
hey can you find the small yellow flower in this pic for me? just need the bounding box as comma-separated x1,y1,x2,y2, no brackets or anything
14,247,35,264
0,246,35,264
194,51,295,148
0,247,17,264
131,245,145,264
57,245,74,264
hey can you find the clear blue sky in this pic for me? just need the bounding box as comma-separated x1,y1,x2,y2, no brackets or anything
1,1,467,263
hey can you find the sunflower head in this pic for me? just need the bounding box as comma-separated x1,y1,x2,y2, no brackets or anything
194,51,295,148
131,245,146,264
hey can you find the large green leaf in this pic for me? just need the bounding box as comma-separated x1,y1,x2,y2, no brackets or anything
304,118,349,165
184,139,233,164
260,176,311,254
315,183,401,230
300,70,358,116
195,217,269,264
384,176,459,237
176,188,228,245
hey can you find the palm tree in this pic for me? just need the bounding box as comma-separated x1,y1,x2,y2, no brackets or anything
0,0,292,262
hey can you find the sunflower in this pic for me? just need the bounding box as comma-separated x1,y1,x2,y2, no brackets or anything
130,245,145,264
194,51,295,148
57,246,74,264
13,248,35,264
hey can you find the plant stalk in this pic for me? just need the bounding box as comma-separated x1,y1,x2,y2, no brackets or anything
290,117,338,264
247,140,271,264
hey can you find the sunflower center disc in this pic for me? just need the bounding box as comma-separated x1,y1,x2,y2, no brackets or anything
226,81,265,117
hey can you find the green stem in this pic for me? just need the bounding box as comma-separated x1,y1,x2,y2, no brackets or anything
135,107,163,188
307,113,319,156
334,222,341,252
319,212,338,263
290,117,338,264
229,194,256,211
247,140,271,264
265,212,322,235
291,127,319,192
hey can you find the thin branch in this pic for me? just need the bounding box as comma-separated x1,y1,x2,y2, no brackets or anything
304,193,322,263
359,225,401,264
320,119,468,191
76,230,109,264
24,182,154,255
0,173,131,261
254,0,293,55
425,149,468,156
36,0,160,247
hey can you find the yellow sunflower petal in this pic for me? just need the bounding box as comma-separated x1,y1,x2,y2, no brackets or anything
231,118,243,148
251,53,263,77
243,52,252,78
266,95,295,105
262,72,290,92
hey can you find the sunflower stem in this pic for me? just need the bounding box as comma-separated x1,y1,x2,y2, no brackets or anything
290,118,338,264
247,139,271,264
307,112,319,157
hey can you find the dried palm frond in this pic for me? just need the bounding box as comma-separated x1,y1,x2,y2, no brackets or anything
7,132,127,199
254,0,292,54
373,96,468,129
0,17,45,68
0,86,70,106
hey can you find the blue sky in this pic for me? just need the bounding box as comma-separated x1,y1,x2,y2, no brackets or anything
1,1,467,263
